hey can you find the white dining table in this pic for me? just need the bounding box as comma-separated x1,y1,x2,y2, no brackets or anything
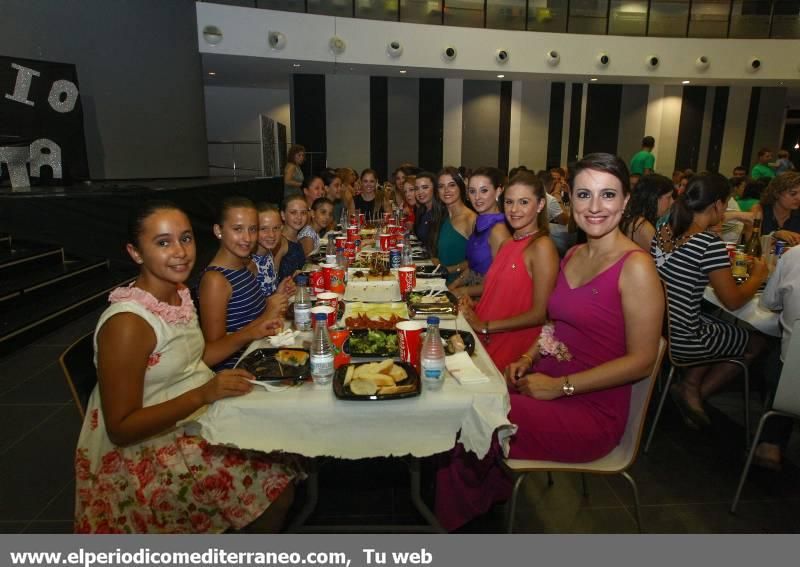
703,286,781,337
186,273,513,532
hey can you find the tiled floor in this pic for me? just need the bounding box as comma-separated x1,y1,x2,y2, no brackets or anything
1,309,799,533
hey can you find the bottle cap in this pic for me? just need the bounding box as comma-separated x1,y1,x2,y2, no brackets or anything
427,316,440,325
315,313,327,321
295,274,309,285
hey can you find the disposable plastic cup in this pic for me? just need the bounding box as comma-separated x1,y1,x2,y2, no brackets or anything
396,320,425,370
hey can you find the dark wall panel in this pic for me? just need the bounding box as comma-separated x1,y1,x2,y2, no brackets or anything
706,87,729,173
742,87,760,169
370,77,388,181
418,78,444,172
546,83,566,170
0,0,207,179
583,84,622,156
498,81,512,172
675,86,707,171
292,74,326,177
566,83,583,164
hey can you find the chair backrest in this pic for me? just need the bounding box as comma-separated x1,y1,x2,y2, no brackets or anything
618,337,667,463
772,320,800,415
58,331,97,421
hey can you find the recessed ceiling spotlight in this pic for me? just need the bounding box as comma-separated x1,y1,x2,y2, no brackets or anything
208,71,216,76
590,78,598,81
399,70,407,74
292,63,301,68
497,74,504,78
682,80,691,84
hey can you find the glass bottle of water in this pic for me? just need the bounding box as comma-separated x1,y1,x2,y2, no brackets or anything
310,313,335,386
421,316,446,391
401,236,414,267
293,275,312,331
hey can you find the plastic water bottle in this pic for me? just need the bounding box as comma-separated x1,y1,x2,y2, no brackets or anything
293,274,312,331
310,313,335,386
401,236,414,267
421,316,446,391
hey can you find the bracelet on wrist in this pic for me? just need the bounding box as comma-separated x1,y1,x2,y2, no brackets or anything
519,353,534,367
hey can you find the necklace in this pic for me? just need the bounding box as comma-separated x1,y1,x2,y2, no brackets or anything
513,229,539,241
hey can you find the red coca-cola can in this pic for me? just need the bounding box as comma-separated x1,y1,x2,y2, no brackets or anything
379,233,392,251
349,213,357,226
309,268,325,295
347,225,358,241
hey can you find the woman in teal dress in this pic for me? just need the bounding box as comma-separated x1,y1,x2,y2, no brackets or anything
433,167,476,284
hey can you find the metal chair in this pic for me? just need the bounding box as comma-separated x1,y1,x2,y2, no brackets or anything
644,288,752,453
58,331,96,421
503,338,666,533
731,320,800,513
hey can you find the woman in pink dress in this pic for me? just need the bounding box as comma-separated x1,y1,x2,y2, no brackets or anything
459,170,559,372
436,153,664,531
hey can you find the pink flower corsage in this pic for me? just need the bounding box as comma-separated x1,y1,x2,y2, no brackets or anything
109,284,195,325
537,322,573,362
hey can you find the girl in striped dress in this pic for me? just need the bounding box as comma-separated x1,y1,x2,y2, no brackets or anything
199,197,285,371
651,173,769,428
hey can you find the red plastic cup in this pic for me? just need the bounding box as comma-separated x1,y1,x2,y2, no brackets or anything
335,235,347,249
316,291,339,310
347,225,359,242
311,305,336,328
379,233,392,251
359,213,366,227
383,212,392,224
329,267,346,294
398,266,416,296
309,268,325,295
396,320,425,370
320,263,335,290
329,329,351,369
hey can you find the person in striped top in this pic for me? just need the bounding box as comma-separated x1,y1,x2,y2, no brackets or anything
652,173,769,429
199,197,285,371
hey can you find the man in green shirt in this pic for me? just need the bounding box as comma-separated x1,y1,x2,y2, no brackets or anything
630,136,655,176
751,148,776,180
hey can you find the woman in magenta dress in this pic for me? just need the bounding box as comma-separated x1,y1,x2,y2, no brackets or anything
459,170,559,372
436,153,664,532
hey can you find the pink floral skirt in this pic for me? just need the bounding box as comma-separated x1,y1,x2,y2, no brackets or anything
75,433,300,533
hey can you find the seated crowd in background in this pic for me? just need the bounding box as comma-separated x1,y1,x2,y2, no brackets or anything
76,148,800,532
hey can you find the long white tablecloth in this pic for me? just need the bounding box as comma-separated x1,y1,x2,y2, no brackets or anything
187,312,513,461
703,286,780,337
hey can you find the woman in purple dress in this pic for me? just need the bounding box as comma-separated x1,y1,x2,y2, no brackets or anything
435,153,664,532
449,167,511,298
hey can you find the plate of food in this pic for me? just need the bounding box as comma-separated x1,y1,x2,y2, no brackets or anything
333,360,420,400
348,267,395,282
236,348,310,383
407,291,458,319
343,302,409,329
343,280,401,303
348,329,400,358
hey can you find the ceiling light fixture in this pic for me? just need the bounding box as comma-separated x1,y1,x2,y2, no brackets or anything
399,70,407,74
292,64,301,68
497,74,504,78
590,78,598,81
682,80,691,84
208,71,216,76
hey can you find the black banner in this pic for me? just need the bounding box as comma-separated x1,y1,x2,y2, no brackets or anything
0,55,89,186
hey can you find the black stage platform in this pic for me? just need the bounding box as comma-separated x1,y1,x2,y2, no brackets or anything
0,176,283,272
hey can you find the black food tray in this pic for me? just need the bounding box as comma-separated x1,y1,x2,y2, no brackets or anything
333,361,420,401
236,347,309,383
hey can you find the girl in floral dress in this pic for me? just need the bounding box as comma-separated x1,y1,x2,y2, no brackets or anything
74,201,300,533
